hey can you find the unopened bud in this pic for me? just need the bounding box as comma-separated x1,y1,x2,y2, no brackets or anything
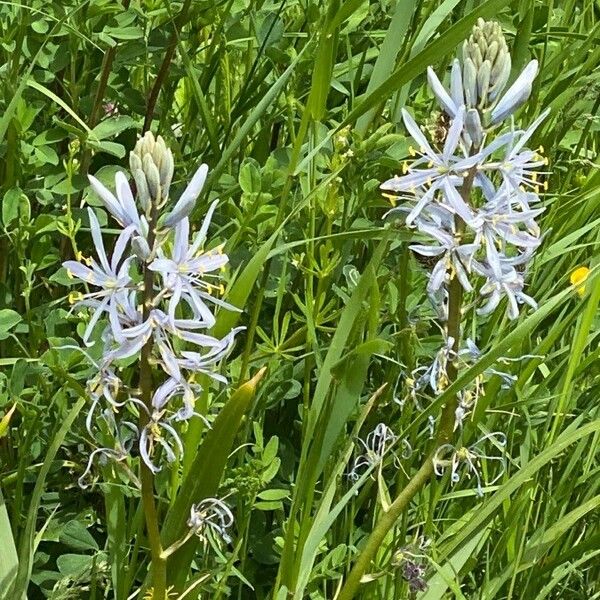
132,235,151,261
463,19,512,110
465,109,483,148
132,169,151,212
129,131,175,207
142,153,161,203
477,60,491,107
463,58,478,107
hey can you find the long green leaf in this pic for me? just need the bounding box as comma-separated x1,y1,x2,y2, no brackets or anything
439,420,600,560
0,487,18,600
163,368,266,588
10,397,85,599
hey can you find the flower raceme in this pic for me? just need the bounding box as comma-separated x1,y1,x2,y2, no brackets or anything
382,26,548,322
380,19,549,498
63,132,242,480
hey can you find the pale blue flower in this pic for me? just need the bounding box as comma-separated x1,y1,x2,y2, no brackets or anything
475,262,537,319
63,208,135,343
490,60,538,124
163,163,209,227
150,205,238,326
88,172,146,235
381,108,478,226
410,221,479,294
427,61,463,117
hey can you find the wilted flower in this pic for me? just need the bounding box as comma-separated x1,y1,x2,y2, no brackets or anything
348,423,411,481
188,497,234,544
433,432,507,496
78,447,130,489
401,560,428,593
78,409,139,488
392,538,430,593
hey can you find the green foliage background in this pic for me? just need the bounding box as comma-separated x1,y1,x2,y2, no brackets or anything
0,0,599,598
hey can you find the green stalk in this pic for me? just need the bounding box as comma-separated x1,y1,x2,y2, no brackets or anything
142,0,192,133
138,199,167,600
336,165,477,600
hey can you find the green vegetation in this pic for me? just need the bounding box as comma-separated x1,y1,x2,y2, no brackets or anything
0,1,599,599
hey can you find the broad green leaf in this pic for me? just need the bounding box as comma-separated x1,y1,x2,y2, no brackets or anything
56,553,94,577
59,520,99,552
0,310,22,340
90,116,138,140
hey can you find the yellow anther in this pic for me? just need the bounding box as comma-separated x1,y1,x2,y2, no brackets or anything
68,291,83,304
543,181,548,190
382,193,397,206
408,145,416,157
457,447,470,460
402,161,409,174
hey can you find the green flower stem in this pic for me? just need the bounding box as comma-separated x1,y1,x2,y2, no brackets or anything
337,165,478,600
77,0,132,186
142,0,192,133
138,203,167,600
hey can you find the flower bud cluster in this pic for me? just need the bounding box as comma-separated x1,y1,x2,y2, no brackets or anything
427,18,540,136
64,135,242,479
129,132,174,212
462,18,511,110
